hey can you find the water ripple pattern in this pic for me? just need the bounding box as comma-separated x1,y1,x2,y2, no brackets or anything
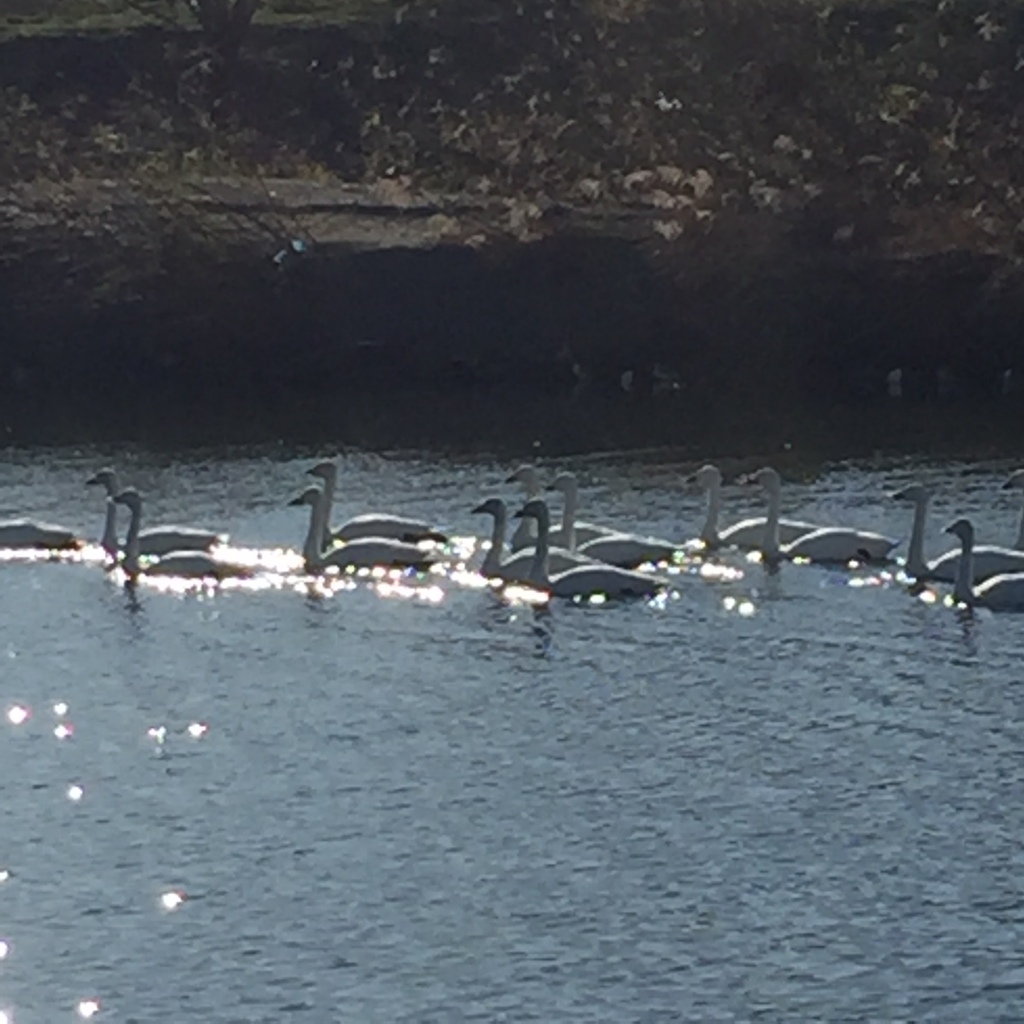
0,450,1023,1021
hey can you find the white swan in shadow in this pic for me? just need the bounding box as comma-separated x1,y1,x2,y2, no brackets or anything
307,460,448,546
0,515,81,551
688,464,819,549
290,486,437,573
472,497,597,582
506,465,616,551
945,517,1024,610
894,483,1024,583
753,467,898,565
1002,469,1024,548
87,469,224,559
547,471,619,548
543,473,678,567
514,499,668,599
114,489,251,581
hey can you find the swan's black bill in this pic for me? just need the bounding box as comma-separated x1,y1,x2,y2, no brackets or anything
470,503,490,515
287,494,306,506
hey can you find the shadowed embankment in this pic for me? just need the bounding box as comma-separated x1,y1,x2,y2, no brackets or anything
1,0,1024,451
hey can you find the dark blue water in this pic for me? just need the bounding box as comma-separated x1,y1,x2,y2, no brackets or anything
1,447,1024,1022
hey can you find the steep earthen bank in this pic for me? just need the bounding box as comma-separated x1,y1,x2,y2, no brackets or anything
1,0,1024,446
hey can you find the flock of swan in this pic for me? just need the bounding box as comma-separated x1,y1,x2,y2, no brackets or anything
1,458,1023,610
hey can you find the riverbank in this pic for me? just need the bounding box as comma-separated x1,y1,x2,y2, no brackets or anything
1,0,1023,441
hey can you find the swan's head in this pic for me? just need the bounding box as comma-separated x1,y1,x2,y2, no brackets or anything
514,498,550,528
550,472,578,494
944,517,974,544
113,488,143,512
686,464,722,489
86,468,119,496
288,486,322,508
307,461,336,482
472,497,505,518
505,464,541,491
1002,469,1024,491
750,467,781,491
891,483,931,504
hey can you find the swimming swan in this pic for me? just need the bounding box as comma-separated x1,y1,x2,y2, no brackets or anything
753,467,898,565
514,499,668,599
688,464,819,549
471,497,597,582
290,486,436,573
542,474,679,567
506,466,616,551
307,460,448,546
0,515,81,551
894,483,1024,583
114,489,251,581
945,517,1024,610
87,469,224,559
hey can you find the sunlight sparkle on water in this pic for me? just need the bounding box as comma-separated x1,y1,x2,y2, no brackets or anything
67,784,84,802
160,890,185,911
6,705,29,726
54,723,73,740
0,1009,9,1024
0,939,9,959
0,869,9,883
187,722,208,739
53,701,68,716
77,999,100,1018
147,725,167,744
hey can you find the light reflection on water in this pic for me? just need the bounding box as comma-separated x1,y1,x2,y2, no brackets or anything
1,449,1024,1020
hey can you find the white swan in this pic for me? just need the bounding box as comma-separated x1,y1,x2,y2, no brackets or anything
894,483,1024,583
543,474,678,567
547,471,620,548
506,465,616,551
753,467,898,565
87,469,224,559
307,460,447,546
290,486,437,573
945,517,1024,610
688,464,819,549
114,489,251,581
1002,469,1024,548
0,516,81,551
471,497,596,582
514,499,668,599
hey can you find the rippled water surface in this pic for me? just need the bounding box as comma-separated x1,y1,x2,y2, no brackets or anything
3,446,1024,1022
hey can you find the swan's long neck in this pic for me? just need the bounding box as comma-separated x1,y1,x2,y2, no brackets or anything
905,495,929,578
527,506,551,587
1016,498,1024,551
303,494,328,570
700,478,722,546
123,501,141,578
953,529,975,605
761,481,781,560
100,499,119,558
320,466,337,548
558,481,578,551
481,506,508,576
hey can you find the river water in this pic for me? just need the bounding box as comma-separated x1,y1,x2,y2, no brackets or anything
2,444,1024,1022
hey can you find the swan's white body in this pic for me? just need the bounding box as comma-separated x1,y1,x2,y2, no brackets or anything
515,499,667,599
308,461,447,546
472,497,596,583
895,483,1024,583
754,467,897,564
543,472,678,566
689,464,819,549
87,469,223,559
290,486,436,573
506,466,615,551
114,489,250,581
947,517,1024,611
0,518,81,551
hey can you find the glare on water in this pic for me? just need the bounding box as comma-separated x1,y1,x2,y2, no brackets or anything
0,449,1023,1022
